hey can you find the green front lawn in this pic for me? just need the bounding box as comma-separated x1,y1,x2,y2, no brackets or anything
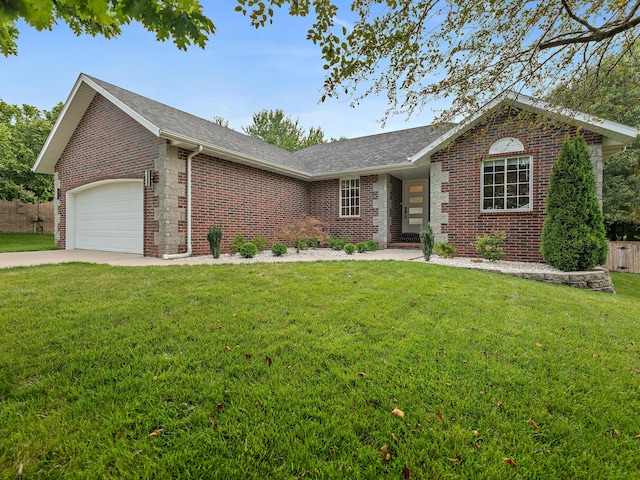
0,232,56,252
0,262,638,479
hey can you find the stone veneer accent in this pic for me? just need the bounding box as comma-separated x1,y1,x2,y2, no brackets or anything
429,162,449,243
372,174,391,245
154,144,185,256
500,267,615,293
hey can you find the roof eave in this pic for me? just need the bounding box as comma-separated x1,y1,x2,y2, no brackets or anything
162,131,312,181
308,163,419,181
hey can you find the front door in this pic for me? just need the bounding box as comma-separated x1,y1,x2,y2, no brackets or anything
403,180,429,233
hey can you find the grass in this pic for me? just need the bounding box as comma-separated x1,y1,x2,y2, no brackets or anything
0,232,56,252
0,261,639,479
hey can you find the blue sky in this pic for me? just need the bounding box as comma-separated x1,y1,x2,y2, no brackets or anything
0,3,450,140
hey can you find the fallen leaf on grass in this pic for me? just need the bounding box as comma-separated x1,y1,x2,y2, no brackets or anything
380,445,388,453
435,411,444,422
385,453,391,461
152,375,158,381
529,419,539,430
612,429,620,437
224,346,232,352
358,372,366,377
475,442,482,451
630,367,639,373
392,397,398,403
209,417,218,428
448,457,459,463
265,356,272,367
504,458,517,467
392,407,405,418
383,358,388,365
472,430,480,436
149,428,164,437
216,402,224,409
635,434,640,439
403,465,412,479
462,359,469,364
535,343,543,347
392,433,399,443
497,402,503,409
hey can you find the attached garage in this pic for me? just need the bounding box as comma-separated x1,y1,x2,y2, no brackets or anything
67,180,143,254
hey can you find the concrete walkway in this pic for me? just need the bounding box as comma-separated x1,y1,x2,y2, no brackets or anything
0,248,424,269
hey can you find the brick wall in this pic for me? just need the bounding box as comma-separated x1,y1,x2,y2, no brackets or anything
309,175,380,243
190,152,311,255
431,108,603,262
0,200,54,234
54,94,163,255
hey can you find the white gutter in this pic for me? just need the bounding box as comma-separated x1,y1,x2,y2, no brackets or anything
162,145,203,260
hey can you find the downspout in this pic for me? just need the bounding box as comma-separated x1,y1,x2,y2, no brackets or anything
162,144,203,260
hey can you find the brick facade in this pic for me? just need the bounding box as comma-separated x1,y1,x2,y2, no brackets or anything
309,175,380,244
430,108,603,262
189,152,311,255
0,200,54,234
54,94,163,255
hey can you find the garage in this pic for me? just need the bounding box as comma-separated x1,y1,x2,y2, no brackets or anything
68,180,143,254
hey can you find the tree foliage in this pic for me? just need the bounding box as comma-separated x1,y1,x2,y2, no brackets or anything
550,45,640,240
236,0,640,122
242,109,326,152
0,100,61,202
0,0,214,56
541,134,608,271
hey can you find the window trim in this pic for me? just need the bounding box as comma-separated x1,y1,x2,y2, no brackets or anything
339,177,360,218
480,155,533,212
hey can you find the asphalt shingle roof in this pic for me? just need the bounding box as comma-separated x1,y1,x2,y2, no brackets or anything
87,75,457,177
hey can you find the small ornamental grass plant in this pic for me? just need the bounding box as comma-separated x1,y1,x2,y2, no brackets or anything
433,242,456,258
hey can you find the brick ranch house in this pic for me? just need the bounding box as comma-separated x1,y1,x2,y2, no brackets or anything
33,74,638,262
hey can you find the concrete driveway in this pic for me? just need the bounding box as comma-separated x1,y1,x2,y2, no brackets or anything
0,248,423,269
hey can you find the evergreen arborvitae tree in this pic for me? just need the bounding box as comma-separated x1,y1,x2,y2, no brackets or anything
541,134,608,271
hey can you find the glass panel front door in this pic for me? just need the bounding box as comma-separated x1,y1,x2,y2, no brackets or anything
402,180,429,234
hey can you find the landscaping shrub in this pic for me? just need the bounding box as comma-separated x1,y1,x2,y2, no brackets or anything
344,243,356,254
295,239,309,251
356,242,368,253
328,236,345,251
307,237,319,249
271,242,287,256
206,224,223,259
239,242,258,258
419,224,435,260
474,230,506,261
365,240,378,251
434,242,456,258
541,134,608,271
276,217,328,253
230,235,246,255
252,237,268,252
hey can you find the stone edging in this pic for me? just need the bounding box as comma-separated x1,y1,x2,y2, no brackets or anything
498,267,615,294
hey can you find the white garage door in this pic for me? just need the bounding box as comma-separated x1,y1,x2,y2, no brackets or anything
73,181,143,254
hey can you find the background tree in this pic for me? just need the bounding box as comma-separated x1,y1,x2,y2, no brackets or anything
0,0,214,56
550,46,640,240
0,100,62,203
541,134,608,271
242,109,326,152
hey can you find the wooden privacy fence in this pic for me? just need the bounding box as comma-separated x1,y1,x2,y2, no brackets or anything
605,242,640,274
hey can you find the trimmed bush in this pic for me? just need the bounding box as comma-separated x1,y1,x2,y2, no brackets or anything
541,134,608,271
328,236,345,251
230,235,246,255
206,224,223,259
365,240,378,251
419,224,435,261
239,242,258,258
344,243,356,255
307,237,319,249
434,242,456,258
271,242,287,257
252,237,268,252
356,242,368,253
474,230,506,261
